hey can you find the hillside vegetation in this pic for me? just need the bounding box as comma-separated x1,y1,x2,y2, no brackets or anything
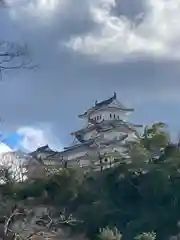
1,122,180,239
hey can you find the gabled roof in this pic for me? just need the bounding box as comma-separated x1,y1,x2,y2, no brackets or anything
61,134,131,155
95,92,117,108
33,145,51,152
78,92,134,118
71,119,143,137
63,139,94,152
99,134,129,146
30,145,57,157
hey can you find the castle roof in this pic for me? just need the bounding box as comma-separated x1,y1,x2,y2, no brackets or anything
62,133,130,154
78,93,134,118
71,119,143,137
63,139,94,152
95,92,117,108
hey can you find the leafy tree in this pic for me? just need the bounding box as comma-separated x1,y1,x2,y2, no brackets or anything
141,122,170,161
0,122,179,239
0,2,37,78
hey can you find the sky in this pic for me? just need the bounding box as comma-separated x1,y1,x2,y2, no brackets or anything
0,0,180,152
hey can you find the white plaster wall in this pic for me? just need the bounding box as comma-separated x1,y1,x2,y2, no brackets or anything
79,159,91,166
126,132,138,141
64,131,138,168
81,127,134,145
83,129,97,141
66,132,137,161
65,144,129,168
103,130,127,141
67,150,87,161
82,128,129,144
89,109,128,122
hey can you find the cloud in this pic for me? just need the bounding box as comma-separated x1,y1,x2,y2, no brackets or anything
6,0,180,62
0,142,12,153
1,0,180,145
6,0,67,25
65,0,180,62
17,125,63,152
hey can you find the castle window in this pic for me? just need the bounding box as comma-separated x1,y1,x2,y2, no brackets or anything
110,113,112,119
114,114,116,119
97,116,99,120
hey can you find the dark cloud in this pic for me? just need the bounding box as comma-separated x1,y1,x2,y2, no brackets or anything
114,0,146,20
0,0,179,148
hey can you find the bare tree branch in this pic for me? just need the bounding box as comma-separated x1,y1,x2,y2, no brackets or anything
0,0,6,7
4,208,25,237
56,208,84,226
0,41,38,79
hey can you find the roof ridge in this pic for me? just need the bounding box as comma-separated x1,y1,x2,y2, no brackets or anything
95,92,116,107
78,93,134,118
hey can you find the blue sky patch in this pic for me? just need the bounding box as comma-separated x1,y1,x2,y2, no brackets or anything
0,133,23,150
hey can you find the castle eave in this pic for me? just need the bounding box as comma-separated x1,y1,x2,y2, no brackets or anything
71,120,143,137
78,92,134,118
78,107,134,118
62,140,92,153
71,124,95,136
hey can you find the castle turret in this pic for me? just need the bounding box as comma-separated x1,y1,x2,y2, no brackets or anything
60,93,142,170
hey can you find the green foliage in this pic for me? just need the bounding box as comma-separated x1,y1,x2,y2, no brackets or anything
141,122,170,159
0,122,180,239
142,122,169,146
15,180,46,199
45,168,84,206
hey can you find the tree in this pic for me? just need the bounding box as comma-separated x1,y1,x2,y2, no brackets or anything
0,1,37,78
0,152,26,183
0,123,179,239
141,122,170,161
98,227,122,240
135,232,156,240
0,0,6,7
0,41,36,76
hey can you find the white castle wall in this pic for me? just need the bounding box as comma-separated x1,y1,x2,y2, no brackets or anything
89,109,128,122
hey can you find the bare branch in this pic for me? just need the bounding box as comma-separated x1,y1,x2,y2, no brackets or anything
4,208,24,237
0,41,38,77
0,0,6,7
57,208,83,226
26,230,58,240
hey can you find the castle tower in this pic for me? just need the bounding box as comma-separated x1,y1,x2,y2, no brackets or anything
60,93,142,170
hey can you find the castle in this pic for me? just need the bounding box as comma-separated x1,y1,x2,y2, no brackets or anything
59,92,142,170
27,93,143,173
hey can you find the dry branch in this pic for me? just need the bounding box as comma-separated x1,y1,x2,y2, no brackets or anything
4,208,25,237
0,41,37,78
